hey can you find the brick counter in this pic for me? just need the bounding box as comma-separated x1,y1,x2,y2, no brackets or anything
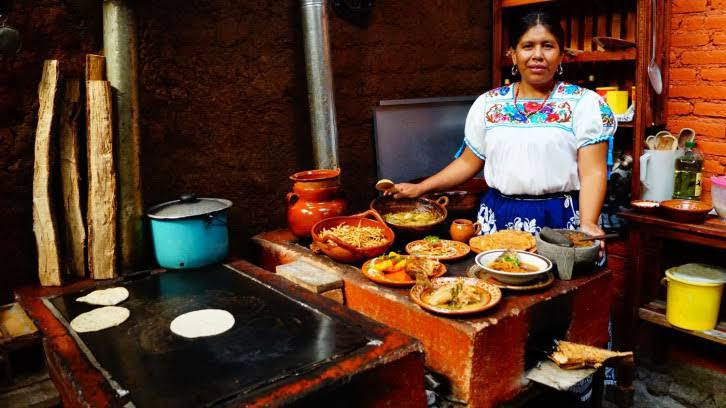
252,230,616,407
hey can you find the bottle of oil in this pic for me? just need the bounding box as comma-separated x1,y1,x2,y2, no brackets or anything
673,141,703,200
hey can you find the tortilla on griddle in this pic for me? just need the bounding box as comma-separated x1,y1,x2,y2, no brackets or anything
70,306,130,333
469,230,536,253
170,309,235,339
76,287,129,306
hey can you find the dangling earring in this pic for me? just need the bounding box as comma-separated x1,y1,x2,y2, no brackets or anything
511,65,518,76
557,63,564,76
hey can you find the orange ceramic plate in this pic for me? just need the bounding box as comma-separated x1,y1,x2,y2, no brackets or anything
361,256,446,287
405,239,470,261
409,277,502,316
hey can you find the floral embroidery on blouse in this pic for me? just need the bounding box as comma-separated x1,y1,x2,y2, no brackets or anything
487,85,512,97
485,101,573,124
598,98,616,128
556,83,584,96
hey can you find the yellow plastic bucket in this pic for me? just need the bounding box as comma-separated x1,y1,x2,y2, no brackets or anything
663,264,726,331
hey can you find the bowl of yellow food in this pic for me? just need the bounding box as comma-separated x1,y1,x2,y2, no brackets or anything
474,249,552,285
370,196,449,236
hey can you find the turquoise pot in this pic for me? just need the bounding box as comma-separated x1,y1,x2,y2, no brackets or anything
148,195,232,269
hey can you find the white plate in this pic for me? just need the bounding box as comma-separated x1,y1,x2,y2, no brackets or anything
474,250,552,285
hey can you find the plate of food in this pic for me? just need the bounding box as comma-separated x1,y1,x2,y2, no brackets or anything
410,276,501,316
405,236,470,261
361,253,446,287
466,264,555,291
474,249,552,285
469,230,536,254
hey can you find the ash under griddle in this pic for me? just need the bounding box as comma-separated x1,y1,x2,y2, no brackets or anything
48,265,371,407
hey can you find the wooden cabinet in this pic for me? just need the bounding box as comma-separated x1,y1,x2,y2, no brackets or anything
491,0,672,200
621,212,726,348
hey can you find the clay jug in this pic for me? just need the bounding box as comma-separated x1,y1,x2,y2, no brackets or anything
286,169,348,237
449,219,481,243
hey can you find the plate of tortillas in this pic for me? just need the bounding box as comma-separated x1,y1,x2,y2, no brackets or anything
469,230,536,254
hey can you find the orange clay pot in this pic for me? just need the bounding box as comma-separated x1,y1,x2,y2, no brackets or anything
286,169,348,237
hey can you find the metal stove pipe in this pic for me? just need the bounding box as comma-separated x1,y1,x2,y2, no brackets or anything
300,0,339,169
103,0,146,272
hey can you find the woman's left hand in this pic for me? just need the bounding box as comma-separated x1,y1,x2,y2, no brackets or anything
579,221,605,259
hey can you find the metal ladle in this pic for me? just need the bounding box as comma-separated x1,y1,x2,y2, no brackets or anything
648,0,663,95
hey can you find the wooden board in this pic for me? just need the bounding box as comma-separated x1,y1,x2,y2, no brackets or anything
32,60,63,287
86,80,117,280
59,79,86,278
85,54,106,81
611,8,622,39
583,13,594,51
639,300,726,346
0,303,38,341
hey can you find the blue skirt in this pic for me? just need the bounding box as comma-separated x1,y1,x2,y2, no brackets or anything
476,189,580,235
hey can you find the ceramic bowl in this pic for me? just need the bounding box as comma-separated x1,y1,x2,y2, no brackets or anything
660,199,712,224
630,199,660,214
370,196,448,236
474,250,552,285
310,210,394,263
535,230,600,280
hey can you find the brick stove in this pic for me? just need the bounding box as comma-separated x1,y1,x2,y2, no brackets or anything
253,230,616,407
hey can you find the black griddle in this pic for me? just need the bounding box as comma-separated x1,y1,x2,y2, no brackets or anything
47,265,371,407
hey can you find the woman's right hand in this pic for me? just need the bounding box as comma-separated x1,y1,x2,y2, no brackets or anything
386,183,425,199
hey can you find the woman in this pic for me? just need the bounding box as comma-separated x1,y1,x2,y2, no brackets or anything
391,10,615,247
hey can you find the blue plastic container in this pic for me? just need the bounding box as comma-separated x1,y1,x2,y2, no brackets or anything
148,195,232,269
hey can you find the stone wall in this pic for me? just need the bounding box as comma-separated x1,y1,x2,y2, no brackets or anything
667,0,726,203
0,1,491,300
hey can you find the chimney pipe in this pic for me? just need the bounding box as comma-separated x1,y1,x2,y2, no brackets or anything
103,0,146,272
300,0,339,169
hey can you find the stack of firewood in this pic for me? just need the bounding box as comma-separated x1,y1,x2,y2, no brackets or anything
32,55,118,286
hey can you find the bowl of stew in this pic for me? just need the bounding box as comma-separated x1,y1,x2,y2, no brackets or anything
474,249,552,285
370,196,449,236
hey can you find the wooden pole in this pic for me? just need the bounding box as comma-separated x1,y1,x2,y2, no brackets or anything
86,80,117,280
33,60,63,286
103,0,146,273
59,79,86,278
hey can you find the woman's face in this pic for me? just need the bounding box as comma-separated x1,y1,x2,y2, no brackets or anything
511,24,563,86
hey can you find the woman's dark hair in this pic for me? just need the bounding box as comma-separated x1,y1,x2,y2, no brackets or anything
508,9,565,51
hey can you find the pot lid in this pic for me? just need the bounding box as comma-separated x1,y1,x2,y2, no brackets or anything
665,263,726,285
147,194,232,220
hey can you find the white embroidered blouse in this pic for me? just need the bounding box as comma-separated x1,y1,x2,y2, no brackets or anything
460,82,616,196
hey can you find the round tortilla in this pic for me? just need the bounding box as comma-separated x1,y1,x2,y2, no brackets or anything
70,306,130,333
169,309,235,339
76,287,129,306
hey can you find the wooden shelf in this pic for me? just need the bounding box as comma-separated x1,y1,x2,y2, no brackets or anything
501,50,636,67
502,0,555,7
639,300,726,346
618,121,634,128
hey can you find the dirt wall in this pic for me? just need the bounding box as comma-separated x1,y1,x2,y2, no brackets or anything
0,0,491,300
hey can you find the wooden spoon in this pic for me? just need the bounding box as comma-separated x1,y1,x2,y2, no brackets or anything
655,131,677,150
645,135,657,150
677,128,695,149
